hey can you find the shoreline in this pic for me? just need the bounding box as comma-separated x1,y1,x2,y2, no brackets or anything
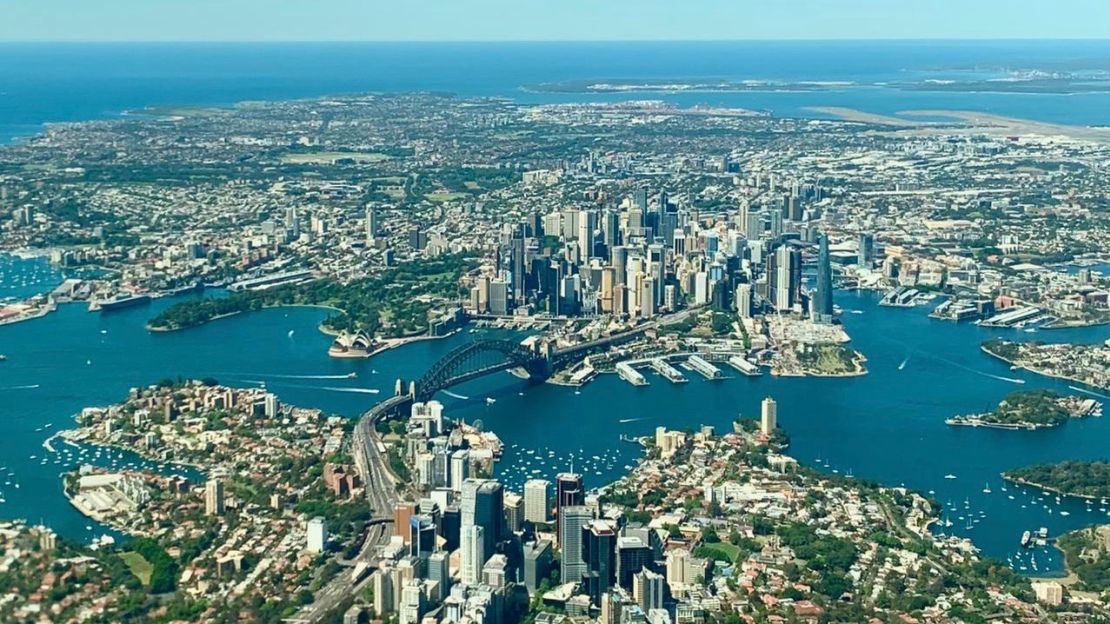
999,474,1103,502
979,344,1109,392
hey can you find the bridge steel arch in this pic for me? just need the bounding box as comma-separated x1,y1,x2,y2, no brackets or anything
413,339,549,401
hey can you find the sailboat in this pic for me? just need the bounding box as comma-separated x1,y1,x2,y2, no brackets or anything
982,483,992,494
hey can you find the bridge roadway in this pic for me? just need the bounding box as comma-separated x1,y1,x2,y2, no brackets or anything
292,305,702,622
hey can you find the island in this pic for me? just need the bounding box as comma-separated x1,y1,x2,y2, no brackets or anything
1002,460,1110,500
982,339,1110,391
946,389,1102,430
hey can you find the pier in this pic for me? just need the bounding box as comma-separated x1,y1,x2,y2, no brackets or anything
615,362,649,386
685,355,724,380
650,358,688,383
727,355,762,377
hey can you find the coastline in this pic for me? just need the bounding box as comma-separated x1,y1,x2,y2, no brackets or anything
979,344,1109,392
999,474,1102,502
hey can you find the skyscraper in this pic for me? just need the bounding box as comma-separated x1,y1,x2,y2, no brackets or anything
582,521,617,604
555,472,584,544
559,506,591,587
461,479,503,556
307,516,328,553
761,397,778,436
365,205,377,243
858,231,875,267
633,569,666,612
204,478,224,516
461,525,485,585
524,478,551,524
771,244,797,311
814,233,834,324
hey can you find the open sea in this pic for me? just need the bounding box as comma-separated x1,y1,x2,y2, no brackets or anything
2,42,1110,575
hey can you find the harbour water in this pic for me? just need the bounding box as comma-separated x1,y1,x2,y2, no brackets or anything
1,255,1109,575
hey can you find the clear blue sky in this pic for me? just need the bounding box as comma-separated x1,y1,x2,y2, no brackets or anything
1,0,1109,42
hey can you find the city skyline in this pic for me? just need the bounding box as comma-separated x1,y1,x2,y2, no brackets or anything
2,0,1110,42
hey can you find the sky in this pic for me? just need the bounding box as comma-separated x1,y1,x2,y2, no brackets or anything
1,0,1109,42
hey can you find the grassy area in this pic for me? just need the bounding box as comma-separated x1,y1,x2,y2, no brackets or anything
120,551,154,586
280,151,393,165
425,191,470,203
695,541,741,563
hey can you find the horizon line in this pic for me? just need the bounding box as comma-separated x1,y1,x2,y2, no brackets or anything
2,37,1110,45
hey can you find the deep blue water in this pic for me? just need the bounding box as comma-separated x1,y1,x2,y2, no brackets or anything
1,255,1109,575
5,41,1110,142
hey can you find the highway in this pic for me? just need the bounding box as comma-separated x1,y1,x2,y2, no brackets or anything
290,394,410,623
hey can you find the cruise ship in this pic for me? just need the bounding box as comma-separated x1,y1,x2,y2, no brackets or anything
88,293,152,312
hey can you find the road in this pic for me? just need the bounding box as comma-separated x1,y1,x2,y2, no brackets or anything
289,395,410,623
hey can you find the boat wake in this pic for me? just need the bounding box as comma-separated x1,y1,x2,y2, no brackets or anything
897,357,910,371
1,384,40,390
235,372,357,380
1069,385,1110,401
319,386,380,395
442,390,470,400
618,417,646,424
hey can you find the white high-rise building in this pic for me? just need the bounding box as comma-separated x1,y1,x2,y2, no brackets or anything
523,479,550,524
665,548,690,590
399,580,426,624
761,397,777,435
461,525,485,585
307,516,328,553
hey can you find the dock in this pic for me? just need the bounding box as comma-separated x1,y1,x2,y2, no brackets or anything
616,362,649,386
685,355,724,380
650,358,688,383
727,355,762,377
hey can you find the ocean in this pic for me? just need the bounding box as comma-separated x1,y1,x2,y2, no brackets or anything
4,40,1110,143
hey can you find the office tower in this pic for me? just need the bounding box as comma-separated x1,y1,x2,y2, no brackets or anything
204,478,224,516
602,209,620,252
427,550,451,600
503,493,524,534
665,548,690,589
449,450,469,492
523,540,553,592
771,244,798,311
399,580,426,624
634,187,648,212
394,502,416,542
761,397,778,435
461,525,485,585
633,569,666,612
582,521,617,603
560,506,591,586
814,233,834,324
461,479,503,555
578,209,597,260
745,209,764,240
736,283,753,319
488,278,510,315
365,205,377,243
555,472,584,544
858,231,875,267
511,229,526,304
483,553,509,588
442,505,461,552
374,563,395,616
307,517,328,553
524,479,551,524
611,245,628,288
617,536,653,589
409,515,436,562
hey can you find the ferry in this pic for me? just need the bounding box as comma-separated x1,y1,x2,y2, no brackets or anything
944,474,957,480
485,397,497,405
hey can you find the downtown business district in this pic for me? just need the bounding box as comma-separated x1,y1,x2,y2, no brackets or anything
0,94,1109,622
